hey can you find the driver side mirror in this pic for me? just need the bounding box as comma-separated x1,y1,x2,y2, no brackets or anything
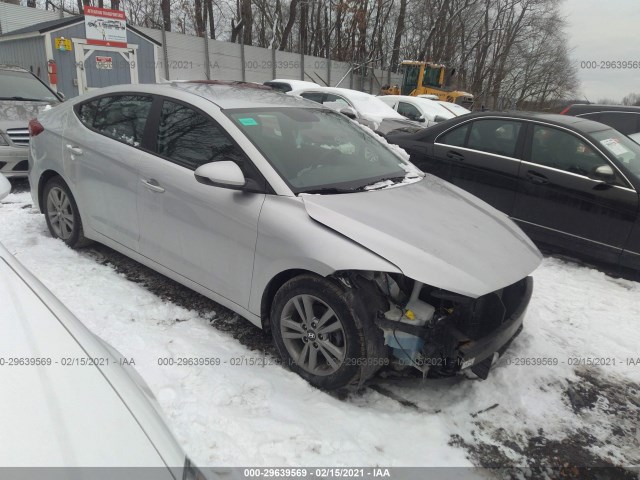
339,106,358,120
57,91,66,101
416,115,426,123
0,175,11,200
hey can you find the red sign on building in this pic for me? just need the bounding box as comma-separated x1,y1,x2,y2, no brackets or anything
84,6,127,48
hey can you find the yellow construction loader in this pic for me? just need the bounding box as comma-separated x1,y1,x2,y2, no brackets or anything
381,61,474,108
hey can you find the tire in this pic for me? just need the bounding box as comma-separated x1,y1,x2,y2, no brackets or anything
43,176,91,248
271,274,375,390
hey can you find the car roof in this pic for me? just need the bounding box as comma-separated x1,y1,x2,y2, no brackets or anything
266,79,319,88
564,103,640,114
457,111,613,134
80,81,324,110
290,85,374,99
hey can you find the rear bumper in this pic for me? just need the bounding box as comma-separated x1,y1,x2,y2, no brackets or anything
454,276,533,378
0,146,29,178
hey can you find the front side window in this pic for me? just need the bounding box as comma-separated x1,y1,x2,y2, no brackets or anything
156,100,246,171
467,119,521,157
227,108,415,192
438,124,470,147
92,95,153,147
529,125,609,177
397,102,422,121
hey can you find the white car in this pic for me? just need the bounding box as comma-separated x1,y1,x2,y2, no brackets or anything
264,78,319,93
0,174,206,477
437,100,472,117
378,95,455,123
289,86,430,135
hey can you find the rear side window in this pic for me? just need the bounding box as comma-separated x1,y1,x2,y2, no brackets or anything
76,100,99,126
156,100,247,171
300,92,324,104
397,102,421,121
438,123,470,147
91,95,153,147
467,119,521,157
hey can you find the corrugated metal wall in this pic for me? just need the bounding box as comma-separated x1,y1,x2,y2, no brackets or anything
0,36,48,82
0,2,70,35
135,26,403,92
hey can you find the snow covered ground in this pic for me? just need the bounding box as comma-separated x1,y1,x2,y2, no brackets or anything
1,183,639,478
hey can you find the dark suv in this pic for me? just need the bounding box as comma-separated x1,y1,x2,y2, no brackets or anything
560,104,640,143
0,65,62,178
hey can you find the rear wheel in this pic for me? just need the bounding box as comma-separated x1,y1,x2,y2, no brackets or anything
43,177,91,248
271,274,375,390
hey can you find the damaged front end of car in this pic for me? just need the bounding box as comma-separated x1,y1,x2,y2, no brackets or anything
337,271,533,380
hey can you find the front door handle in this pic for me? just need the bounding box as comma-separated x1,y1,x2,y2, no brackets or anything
526,170,549,185
65,144,83,155
446,150,464,161
141,178,165,193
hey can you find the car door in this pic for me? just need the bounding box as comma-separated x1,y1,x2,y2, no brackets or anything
69,94,153,250
511,123,639,265
432,118,525,214
136,98,267,308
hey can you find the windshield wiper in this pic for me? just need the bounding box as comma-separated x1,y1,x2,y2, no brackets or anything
299,187,358,195
0,96,50,102
361,175,411,190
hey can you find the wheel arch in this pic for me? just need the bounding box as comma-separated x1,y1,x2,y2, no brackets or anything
260,268,314,331
37,169,63,213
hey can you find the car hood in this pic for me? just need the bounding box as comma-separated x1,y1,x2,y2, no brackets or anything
301,175,541,298
0,100,57,128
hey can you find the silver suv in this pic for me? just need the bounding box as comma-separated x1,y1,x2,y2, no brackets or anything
0,65,61,178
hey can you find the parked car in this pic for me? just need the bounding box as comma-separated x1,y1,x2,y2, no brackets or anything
0,178,205,477
560,104,640,142
378,95,454,123
386,112,640,273
289,85,430,135
437,100,472,117
29,82,541,389
416,94,440,101
264,79,319,93
0,65,62,178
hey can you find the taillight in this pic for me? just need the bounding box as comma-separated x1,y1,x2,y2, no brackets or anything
29,119,44,136
559,106,570,115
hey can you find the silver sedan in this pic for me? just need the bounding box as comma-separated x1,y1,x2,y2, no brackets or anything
29,82,541,390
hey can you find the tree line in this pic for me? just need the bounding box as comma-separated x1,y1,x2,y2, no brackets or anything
13,0,580,110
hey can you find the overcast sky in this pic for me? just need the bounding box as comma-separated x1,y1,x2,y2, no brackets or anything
561,0,640,102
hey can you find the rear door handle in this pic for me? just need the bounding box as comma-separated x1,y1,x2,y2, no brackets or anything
526,170,549,185
65,144,83,155
141,178,165,193
446,150,464,161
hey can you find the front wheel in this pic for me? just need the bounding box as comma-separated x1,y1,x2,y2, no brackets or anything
43,176,91,248
271,274,377,390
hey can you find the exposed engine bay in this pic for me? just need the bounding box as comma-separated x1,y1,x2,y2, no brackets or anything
337,271,534,380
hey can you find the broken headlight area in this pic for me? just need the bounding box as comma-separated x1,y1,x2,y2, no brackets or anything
354,272,534,380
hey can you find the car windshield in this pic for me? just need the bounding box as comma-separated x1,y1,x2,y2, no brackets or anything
439,102,470,116
0,70,58,102
592,129,640,178
226,107,417,193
